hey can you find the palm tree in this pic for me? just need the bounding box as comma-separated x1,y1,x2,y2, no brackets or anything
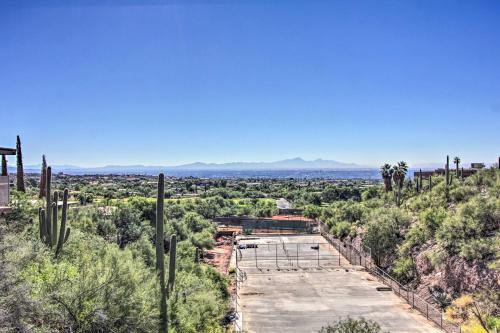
453,156,460,177
380,164,394,192
392,161,408,206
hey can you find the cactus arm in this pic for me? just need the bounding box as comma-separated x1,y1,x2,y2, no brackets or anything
39,208,46,242
55,189,70,258
168,234,177,291
52,192,58,246
63,228,71,243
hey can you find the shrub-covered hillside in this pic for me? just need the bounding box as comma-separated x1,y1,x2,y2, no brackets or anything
321,167,499,333
1,191,230,332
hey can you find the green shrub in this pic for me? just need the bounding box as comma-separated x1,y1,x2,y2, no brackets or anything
459,237,498,261
363,208,410,267
332,221,351,239
21,230,159,332
437,196,499,259
392,257,415,284
318,317,389,333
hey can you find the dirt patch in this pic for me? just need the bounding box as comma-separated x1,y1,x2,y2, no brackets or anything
203,236,234,274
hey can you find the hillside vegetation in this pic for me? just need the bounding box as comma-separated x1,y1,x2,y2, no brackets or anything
1,166,498,332
321,167,499,333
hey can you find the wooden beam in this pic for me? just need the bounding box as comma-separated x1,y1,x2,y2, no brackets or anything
0,147,16,155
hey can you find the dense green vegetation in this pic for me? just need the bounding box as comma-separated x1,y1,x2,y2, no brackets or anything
321,167,499,332
1,164,498,332
2,181,232,332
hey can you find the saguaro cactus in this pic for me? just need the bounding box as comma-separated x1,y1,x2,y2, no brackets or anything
45,167,52,245
55,189,71,258
38,166,71,257
168,234,177,292
16,135,25,192
156,173,168,333
39,155,47,198
445,155,450,186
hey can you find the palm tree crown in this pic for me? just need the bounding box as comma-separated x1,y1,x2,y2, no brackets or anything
380,164,393,178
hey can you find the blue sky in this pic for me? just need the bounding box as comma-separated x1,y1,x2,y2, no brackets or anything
1,0,499,167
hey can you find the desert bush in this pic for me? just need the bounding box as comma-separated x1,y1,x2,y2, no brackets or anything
363,208,410,267
437,196,499,260
20,230,159,332
392,257,416,284
318,317,389,333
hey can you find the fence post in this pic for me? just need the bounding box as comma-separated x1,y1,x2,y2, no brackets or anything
235,246,238,267
412,291,415,308
317,243,320,267
275,243,278,267
255,246,258,268
297,243,299,266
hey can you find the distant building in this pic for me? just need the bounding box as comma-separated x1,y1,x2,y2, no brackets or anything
471,163,485,170
276,198,303,215
414,160,490,179
276,198,292,210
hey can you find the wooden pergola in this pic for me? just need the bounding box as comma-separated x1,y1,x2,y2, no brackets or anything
1,146,16,213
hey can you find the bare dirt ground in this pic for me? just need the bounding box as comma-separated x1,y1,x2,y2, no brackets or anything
204,236,233,274
236,235,443,333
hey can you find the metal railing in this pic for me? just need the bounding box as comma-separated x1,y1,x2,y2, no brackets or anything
233,249,245,332
319,220,461,333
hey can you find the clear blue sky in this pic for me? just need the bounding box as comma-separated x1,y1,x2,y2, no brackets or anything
1,0,499,167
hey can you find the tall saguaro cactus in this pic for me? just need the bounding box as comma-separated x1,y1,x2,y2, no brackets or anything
45,167,52,245
39,155,47,198
445,155,450,186
419,169,423,191
155,173,177,333
156,173,168,333
38,166,71,257
16,135,25,192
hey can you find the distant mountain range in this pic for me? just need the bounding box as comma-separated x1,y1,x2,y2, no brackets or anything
9,157,372,175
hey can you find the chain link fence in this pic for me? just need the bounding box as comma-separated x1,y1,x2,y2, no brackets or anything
319,221,462,333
